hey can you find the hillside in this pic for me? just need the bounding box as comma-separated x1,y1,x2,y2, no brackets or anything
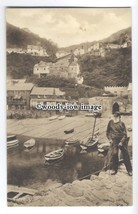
7,52,54,79
7,24,132,92
59,27,131,52
101,27,131,44
6,22,58,56
78,47,131,88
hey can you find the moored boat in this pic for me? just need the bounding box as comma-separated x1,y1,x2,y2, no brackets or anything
7,135,19,149
97,142,110,153
65,138,80,146
49,115,58,121
58,115,66,120
80,137,98,150
45,148,64,161
64,128,74,134
24,138,36,150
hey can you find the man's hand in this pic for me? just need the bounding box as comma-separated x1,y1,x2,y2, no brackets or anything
118,142,123,148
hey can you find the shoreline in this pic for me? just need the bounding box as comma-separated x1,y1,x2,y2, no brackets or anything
8,162,132,206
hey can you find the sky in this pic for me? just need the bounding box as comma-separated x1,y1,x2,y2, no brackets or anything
6,8,131,48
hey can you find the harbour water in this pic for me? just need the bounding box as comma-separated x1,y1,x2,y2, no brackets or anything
7,135,108,187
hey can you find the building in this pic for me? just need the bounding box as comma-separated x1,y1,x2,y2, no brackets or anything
106,43,121,49
74,48,85,56
88,96,130,116
56,51,70,58
30,87,67,108
7,48,27,54
7,79,26,86
104,86,128,96
88,42,106,57
33,61,50,77
33,54,84,84
7,83,34,110
27,45,48,56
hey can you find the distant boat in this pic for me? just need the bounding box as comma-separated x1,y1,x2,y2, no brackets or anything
58,115,66,120
85,113,95,117
97,142,110,154
24,138,35,150
64,128,74,134
45,149,64,161
7,135,19,149
65,138,80,146
85,112,102,118
49,115,58,121
80,137,98,150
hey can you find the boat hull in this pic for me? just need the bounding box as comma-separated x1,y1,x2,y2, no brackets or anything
7,135,19,149
80,139,98,150
65,139,80,146
45,149,64,161
64,128,74,134
24,139,36,150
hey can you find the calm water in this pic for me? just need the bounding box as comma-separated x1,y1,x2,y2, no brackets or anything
7,135,132,187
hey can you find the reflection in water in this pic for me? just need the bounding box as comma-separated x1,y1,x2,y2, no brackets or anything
8,135,132,187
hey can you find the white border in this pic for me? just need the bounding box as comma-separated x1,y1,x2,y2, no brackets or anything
0,1,138,214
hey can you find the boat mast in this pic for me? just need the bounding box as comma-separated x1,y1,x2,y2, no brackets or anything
91,114,97,139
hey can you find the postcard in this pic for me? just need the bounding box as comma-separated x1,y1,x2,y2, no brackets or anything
6,7,132,206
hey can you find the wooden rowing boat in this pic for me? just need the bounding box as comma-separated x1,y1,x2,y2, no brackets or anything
49,115,58,121
7,185,37,203
80,137,98,150
7,135,19,149
65,138,80,146
64,128,74,134
45,149,64,161
58,115,66,120
97,142,110,153
24,138,36,150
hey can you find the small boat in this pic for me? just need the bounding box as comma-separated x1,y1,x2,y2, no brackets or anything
58,115,66,120
45,149,64,161
24,138,35,150
80,136,98,150
85,113,95,117
97,142,110,153
7,185,37,203
7,135,19,149
49,115,58,121
64,128,74,134
85,112,102,118
65,138,80,146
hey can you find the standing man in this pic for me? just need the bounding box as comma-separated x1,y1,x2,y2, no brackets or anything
106,111,132,176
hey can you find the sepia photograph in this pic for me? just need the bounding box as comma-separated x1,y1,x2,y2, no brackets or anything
6,7,132,206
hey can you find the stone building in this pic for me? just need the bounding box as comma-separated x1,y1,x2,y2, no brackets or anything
27,45,48,56
104,86,128,96
30,87,67,108
88,96,129,116
7,83,34,110
33,54,84,84
33,61,50,77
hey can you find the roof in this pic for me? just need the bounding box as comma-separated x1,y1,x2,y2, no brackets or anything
31,87,65,96
7,83,34,91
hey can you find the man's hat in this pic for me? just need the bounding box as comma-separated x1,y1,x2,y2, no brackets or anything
113,111,121,117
